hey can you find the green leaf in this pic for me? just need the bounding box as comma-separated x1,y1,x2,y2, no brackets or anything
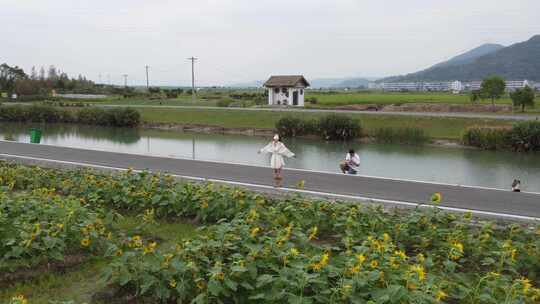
248,293,266,300
256,274,274,288
224,278,237,291
207,279,223,296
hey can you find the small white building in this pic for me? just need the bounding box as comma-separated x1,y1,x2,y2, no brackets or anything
264,75,310,107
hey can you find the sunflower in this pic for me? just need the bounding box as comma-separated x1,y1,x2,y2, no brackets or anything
80,238,90,247
431,192,442,204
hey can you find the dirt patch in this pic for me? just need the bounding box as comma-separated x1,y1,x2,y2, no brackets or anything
335,103,512,113
0,254,88,284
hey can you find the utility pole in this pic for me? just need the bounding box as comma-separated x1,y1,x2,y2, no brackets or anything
187,57,197,101
98,73,102,84
145,65,150,89
123,74,128,87
107,74,111,86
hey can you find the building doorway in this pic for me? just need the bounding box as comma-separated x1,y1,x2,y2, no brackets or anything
293,91,298,106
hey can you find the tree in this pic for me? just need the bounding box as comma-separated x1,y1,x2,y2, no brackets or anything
480,76,506,107
48,65,58,80
0,63,27,93
510,86,535,112
470,89,485,103
39,67,46,81
30,66,38,80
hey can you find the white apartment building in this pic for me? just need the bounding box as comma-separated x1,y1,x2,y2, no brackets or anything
380,82,422,92
467,80,530,92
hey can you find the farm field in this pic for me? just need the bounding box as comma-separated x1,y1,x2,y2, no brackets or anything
73,90,540,109
139,107,513,140
1,162,540,303
306,91,524,106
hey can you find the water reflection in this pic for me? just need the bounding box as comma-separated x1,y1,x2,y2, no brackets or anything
1,122,539,192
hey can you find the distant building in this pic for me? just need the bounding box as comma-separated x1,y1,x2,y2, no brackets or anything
505,80,530,92
467,80,530,92
264,75,310,106
450,81,463,94
380,82,422,92
422,82,452,92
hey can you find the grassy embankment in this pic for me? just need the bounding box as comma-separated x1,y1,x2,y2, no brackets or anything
140,108,513,140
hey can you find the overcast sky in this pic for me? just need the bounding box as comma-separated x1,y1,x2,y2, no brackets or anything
1,0,539,86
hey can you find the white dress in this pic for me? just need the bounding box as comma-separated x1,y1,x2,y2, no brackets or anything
259,141,295,169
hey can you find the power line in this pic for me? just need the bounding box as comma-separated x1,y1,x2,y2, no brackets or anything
187,57,197,101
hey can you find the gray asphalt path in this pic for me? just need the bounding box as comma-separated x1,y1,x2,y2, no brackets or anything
95,104,540,121
1,141,539,219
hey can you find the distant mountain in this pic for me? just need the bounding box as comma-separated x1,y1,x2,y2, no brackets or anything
231,77,375,88
380,35,540,82
309,77,372,88
431,43,504,69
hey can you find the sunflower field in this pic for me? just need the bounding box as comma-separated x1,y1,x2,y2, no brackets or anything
1,161,540,303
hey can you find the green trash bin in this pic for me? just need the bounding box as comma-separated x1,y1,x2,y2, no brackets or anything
29,128,42,144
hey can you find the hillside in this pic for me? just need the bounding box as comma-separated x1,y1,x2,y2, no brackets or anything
381,35,540,82
431,43,504,69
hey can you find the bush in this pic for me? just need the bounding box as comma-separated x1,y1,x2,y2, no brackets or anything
276,116,314,137
373,127,429,145
77,107,140,127
217,98,235,107
0,105,140,127
318,114,361,141
77,108,109,125
509,121,540,152
463,122,540,151
462,127,512,150
306,97,318,104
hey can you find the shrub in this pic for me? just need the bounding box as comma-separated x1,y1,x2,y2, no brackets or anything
509,121,540,152
373,127,429,145
77,107,140,127
317,114,361,140
0,105,27,121
463,122,540,151
276,116,308,137
0,105,140,127
77,108,109,125
306,97,318,104
462,127,512,150
107,107,141,127
217,98,235,107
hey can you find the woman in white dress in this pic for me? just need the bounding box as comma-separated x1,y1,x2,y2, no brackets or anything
258,134,295,187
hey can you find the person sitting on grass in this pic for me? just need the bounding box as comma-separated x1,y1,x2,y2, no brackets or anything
339,149,360,175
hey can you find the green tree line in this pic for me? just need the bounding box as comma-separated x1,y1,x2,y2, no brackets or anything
0,63,102,96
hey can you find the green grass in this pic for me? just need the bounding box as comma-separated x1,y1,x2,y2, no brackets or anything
69,89,540,111
0,217,197,304
305,91,533,106
139,108,514,140
71,95,221,107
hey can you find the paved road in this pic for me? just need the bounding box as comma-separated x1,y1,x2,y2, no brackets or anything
1,141,539,219
94,104,540,121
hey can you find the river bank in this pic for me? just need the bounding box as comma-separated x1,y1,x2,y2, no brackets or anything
2,121,540,191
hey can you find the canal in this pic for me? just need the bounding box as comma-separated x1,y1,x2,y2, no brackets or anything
1,123,539,192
